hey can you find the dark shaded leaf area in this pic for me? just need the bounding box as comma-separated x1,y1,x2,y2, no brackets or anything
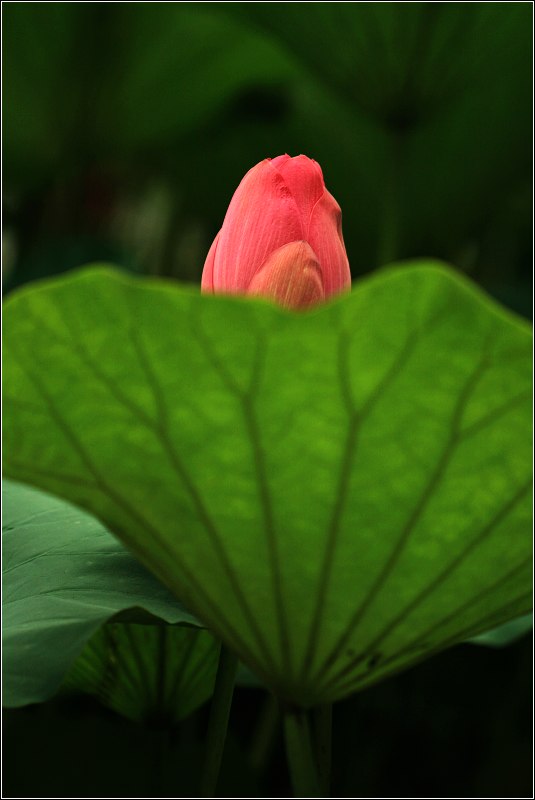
3,639,532,797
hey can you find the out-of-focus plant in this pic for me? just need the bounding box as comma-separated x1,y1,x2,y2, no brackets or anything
3,4,532,307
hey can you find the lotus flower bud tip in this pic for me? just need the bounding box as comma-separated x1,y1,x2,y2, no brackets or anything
201,154,351,310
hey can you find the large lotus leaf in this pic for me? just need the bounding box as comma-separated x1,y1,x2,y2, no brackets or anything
62,622,219,725
3,263,531,707
2,479,201,707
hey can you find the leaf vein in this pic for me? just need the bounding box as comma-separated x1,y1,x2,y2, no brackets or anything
128,320,278,676
320,479,531,692
313,345,493,685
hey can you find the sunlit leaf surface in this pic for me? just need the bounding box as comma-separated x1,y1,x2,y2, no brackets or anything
2,480,200,707
3,263,531,706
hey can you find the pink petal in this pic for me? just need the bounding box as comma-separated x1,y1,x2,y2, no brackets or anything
270,154,292,170
270,155,325,231
308,189,351,296
213,159,303,292
201,230,221,292
247,240,325,310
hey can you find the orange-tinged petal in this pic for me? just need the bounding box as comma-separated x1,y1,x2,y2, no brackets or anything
247,241,324,310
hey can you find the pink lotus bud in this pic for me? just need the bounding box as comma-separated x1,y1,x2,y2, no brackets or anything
201,154,351,310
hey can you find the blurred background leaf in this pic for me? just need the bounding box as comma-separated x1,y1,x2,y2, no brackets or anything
3,3,532,315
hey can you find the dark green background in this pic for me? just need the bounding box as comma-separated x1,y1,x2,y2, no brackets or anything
3,641,532,797
3,2,532,797
4,3,533,313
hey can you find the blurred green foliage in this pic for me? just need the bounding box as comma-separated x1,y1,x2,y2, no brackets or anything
3,3,532,314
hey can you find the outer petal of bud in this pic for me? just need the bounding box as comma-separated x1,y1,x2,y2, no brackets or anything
201,154,351,308
247,241,324,310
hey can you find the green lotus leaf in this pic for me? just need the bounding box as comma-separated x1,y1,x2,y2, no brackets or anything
468,613,532,648
62,622,218,725
3,262,531,706
2,479,201,707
